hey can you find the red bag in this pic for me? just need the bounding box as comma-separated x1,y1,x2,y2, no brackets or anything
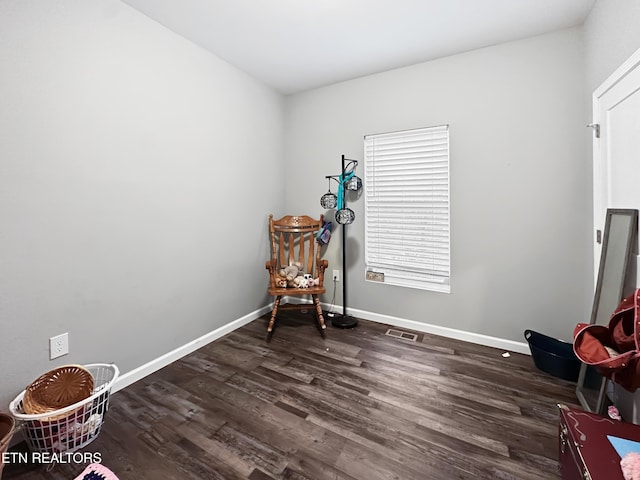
574,288,640,391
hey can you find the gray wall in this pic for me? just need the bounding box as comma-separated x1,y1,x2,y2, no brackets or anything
0,0,284,410
584,0,640,94
4,0,640,414
284,28,591,345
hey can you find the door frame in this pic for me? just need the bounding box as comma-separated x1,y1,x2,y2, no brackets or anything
592,47,640,282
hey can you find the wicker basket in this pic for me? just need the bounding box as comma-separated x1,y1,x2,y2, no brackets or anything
0,412,16,478
23,365,94,419
10,364,119,454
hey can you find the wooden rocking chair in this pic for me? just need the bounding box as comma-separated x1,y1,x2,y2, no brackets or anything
265,214,328,336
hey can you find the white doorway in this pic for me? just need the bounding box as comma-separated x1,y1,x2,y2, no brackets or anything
592,46,640,422
592,47,640,286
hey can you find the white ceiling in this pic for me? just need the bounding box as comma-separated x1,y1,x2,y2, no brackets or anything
120,0,595,95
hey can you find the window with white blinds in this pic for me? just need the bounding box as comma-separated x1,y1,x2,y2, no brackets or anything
364,125,450,293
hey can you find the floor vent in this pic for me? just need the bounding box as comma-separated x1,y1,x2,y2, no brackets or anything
384,328,418,342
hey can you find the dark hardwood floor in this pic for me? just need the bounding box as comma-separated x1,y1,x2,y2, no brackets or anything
4,311,581,479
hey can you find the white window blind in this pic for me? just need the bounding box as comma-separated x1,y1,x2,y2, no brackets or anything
364,125,450,293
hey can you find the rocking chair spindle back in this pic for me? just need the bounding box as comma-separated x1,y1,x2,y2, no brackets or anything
265,214,328,336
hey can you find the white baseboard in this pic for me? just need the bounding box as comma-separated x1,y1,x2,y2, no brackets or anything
325,303,530,355
113,300,530,393
283,297,530,354
112,305,272,393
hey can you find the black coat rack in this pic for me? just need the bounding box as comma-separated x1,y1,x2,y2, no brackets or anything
320,154,362,328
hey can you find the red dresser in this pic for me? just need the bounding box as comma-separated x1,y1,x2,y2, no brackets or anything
558,403,640,479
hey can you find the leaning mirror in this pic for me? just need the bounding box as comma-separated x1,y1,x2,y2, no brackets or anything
576,208,638,413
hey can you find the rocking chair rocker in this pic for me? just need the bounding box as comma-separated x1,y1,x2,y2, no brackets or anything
265,214,328,337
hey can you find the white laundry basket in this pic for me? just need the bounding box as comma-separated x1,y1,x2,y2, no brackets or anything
9,363,119,454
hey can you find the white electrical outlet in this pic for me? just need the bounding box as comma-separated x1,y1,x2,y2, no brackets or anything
50,333,69,360
333,270,340,281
